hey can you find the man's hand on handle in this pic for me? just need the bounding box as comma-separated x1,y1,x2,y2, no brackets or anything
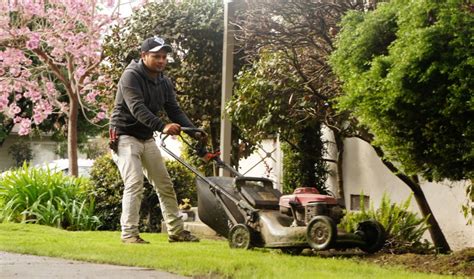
162,123,181,135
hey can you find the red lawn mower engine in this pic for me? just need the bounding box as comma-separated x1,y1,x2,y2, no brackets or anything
279,187,344,226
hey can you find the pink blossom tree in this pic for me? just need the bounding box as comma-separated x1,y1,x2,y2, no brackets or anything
0,0,117,175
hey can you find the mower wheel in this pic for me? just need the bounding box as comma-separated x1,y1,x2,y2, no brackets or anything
355,220,386,253
306,216,336,251
280,247,304,255
229,224,253,249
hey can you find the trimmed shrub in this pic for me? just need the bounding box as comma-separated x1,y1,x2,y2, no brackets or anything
8,140,33,167
88,154,123,231
0,164,101,230
340,194,433,254
281,123,328,194
89,154,196,232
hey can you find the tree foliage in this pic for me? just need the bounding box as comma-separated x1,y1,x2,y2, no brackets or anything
232,1,370,135
228,50,328,191
227,1,371,193
330,0,473,181
228,51,308,140
0,0,116,175
230,0,452,252
103,0,226,151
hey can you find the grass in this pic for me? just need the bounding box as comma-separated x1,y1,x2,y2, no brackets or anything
0,223,452,279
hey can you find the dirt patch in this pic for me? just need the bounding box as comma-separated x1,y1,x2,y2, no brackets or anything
358,248,474,277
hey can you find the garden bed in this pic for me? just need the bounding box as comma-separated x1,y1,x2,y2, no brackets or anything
359,248,474,277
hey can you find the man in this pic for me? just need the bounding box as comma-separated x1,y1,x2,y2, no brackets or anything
110,35,201,244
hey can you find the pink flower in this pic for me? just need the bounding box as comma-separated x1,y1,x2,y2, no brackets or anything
85,91,98,103
45,81,56,92
32,99,53,125
0,94,8,111
26,89,42,102
106,0,115,8
8,103,21,115
96,111,106,120
51,47,63,59
74,66,86,80
20,70,31,78
33,111,44,125
9,67,20,77
12,81,23,92
26,33,41,50
18,118,32,136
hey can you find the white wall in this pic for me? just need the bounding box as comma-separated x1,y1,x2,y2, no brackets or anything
156,135,284,190
324,128,473,251
237,137,283,190
0,135,59,171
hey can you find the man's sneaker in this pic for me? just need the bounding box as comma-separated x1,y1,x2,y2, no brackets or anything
121,236,150,244
168,230,200,243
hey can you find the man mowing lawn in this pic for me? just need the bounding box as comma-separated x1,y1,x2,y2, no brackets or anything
109,35,205,244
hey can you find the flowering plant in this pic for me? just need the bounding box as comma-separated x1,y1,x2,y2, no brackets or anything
0,0,118,175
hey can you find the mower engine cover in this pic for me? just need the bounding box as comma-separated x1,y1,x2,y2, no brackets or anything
279,187,338,208
279,187,344,224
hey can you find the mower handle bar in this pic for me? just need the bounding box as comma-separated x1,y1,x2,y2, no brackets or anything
159,127,205,141
180,127,205,133
158,127,258,223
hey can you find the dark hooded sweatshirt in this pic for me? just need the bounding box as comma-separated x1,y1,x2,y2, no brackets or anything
110,59,194,140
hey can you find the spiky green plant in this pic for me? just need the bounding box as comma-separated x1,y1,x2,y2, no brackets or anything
340,194,433,254
0,163,101,230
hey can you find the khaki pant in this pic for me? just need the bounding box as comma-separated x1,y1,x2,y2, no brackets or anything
112,135,183,239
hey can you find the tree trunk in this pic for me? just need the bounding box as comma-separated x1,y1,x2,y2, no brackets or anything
68,94,79,177
371,145,451,253
332,129,346,207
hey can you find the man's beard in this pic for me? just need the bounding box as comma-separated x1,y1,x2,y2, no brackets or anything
144,63,163,74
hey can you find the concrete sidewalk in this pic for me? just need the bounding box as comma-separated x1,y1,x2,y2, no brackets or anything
0,252,188,279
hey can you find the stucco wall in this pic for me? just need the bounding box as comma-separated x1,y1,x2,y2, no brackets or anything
237,137,283,190
325,131,473,251
157,135,283,189
0,135,59,172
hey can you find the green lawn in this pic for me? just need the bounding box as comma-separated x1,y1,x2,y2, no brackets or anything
0,223,450,278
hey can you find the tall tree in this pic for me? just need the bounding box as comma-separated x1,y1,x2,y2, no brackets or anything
103,0,249,171
227,50,328,193
232,0,451,252
330,0,473,182
0,0,116,175
232,0,369,202
330,0,473,232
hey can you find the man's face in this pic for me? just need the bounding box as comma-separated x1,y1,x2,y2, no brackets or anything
141,49,168,73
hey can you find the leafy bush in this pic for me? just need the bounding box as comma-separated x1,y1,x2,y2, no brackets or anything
281,123,328,194
166,160,197,205
8,140,33,167
88,154,123,231
89,154,196,232
340,194,433,254
0,164,101,230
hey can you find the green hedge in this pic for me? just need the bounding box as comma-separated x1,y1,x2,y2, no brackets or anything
89,154,196,232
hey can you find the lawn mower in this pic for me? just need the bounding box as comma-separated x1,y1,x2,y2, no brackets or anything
160,128,386,254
